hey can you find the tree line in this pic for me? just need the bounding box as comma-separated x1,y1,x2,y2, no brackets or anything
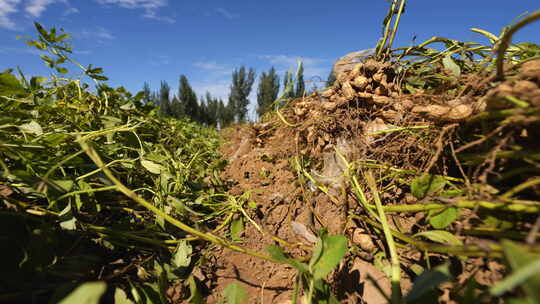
142,64,307,128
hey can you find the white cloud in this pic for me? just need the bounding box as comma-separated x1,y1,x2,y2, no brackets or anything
95,0,174,23
143,9,174,23
259,54,330,80
63,6,78,16
0,0,22,29
214,7,238,20
148,54,170,66
25,0,62,17
191,81,230,101
95,0,165,9
193,61,232,75
259,55,325,67
80,26,115,42
0,46,42,55
0,0,75,29
74,49,91,55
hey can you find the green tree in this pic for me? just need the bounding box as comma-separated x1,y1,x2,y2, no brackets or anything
219,99,235,127
256,66,280,118
229,66,255,122
170,96,184,118
142,82,153,104
295,62,305,98
177,75,198,121
282,70,295,99
202,92,220,127
158,80,172,117
326,70,336,87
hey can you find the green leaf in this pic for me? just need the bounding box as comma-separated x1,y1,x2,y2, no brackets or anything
230,218,244,241
221,282,247,304
410,174,447,199
491,260,540,296
53,180,74,192
442,55,461,76
267,245,290,264
267,245,308,273
58,281,106,304
428,207,458,229
91,75,109,81
56,33,70,41
30,76,47,89
187,276,204,304
114,288,135,304
43,133,68,146
56,67,68,74
141,159,164,174
27,40,47,50
0,72,26,96
18,120,43,136
34,22,50,41
88,67,104,74
172,240,192,268
498,240,540,301
140,283,162,304
59,203,77,230
406,264,452,302
309,236,324,270
414,230,463,246
312,234,347,280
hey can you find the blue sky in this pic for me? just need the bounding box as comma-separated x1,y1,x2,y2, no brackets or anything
1,0,539,117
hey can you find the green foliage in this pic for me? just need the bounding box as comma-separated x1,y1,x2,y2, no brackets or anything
0,23,228,303
326,70,336,87
405,264,452,303
410,174,447,199
428,207,458,229
219,282,247,304
267,232,347,303
413,230,463,246
178,75,198,120
282,70,295,100
0,71,27,96
256,66,280,118
57,282,107,304
493,241,540,302
230,217,244,241
295,62,305,98
229,66,255,122
158,80,173,117
142,81,153,104
199,92,222,127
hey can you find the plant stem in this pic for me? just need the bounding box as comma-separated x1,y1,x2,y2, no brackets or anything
386,0,407,56
79,139,279,263
365,171,402,304
501,177,540,199
352,214,540,257
495,10,540,80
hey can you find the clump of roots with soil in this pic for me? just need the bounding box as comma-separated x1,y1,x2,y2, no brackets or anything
209,6,540,304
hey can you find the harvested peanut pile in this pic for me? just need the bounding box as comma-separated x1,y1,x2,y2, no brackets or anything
205,57,540,303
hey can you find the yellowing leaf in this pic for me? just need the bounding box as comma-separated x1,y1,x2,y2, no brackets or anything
58,281,106,304
442,55,461,76
414,230,463,246
140,159,164,174
19,120,43,136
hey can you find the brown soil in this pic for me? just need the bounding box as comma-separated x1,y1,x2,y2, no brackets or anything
198,59,540,303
